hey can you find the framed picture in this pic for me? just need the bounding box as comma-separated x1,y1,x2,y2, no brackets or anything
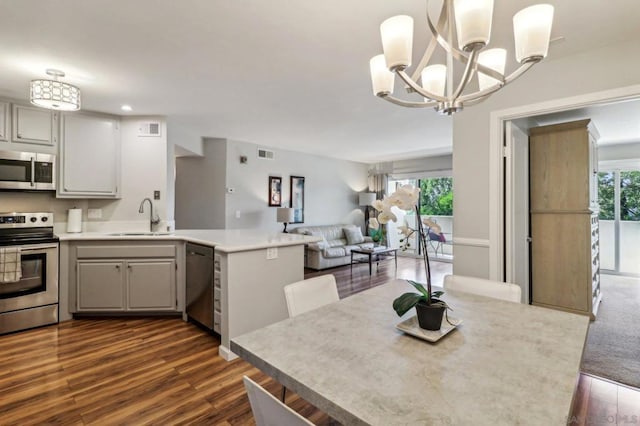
290,176,305,223
269,176,282,207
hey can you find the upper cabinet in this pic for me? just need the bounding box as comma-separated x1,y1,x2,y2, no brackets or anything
58,111,121,198
0,101,9,142
12,104,56,146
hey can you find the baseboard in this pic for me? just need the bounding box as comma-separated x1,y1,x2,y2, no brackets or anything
218,344,238,361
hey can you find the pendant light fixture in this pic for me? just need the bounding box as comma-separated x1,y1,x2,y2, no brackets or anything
30,69,81,111
369,1,554,115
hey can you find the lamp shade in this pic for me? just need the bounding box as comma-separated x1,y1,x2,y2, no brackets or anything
369,55,395,96
359,192,377,206
30,79,81,111
513,4,554,63
421,64,447,99
277,207,295,223
477,48,506,91
453,0,494,51
380,15,414,70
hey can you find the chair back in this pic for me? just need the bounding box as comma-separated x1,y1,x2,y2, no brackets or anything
284,274,339,317
443,274,521,303
243,376,313,426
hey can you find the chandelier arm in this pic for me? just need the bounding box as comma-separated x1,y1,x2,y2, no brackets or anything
380,94,438,108
458,61,536,103
396,69,446,102
451,49,479,101
409,0,449,83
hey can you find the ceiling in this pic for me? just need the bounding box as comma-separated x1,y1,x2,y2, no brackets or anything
0,0,639,163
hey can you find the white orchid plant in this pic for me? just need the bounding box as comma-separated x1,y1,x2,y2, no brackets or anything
368,185,447,315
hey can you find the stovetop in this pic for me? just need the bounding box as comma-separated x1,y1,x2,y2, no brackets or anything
0,212,57,246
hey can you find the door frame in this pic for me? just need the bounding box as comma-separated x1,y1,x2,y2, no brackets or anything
487,84,640,281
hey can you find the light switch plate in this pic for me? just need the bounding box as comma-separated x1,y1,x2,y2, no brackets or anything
154,190,160,200
266,247,278,260
88,209,102,219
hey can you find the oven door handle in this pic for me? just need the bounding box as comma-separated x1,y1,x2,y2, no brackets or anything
19,244,59,252
30,157,36,187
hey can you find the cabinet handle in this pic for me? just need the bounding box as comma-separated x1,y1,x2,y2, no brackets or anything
127,264,131,269
115,264,120,269
17,133,22,138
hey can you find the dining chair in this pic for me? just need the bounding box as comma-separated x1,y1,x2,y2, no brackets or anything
443,274,521,303
243,376,313,426
283,274,339,318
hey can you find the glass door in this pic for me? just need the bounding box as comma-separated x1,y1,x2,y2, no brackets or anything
598,170,640,275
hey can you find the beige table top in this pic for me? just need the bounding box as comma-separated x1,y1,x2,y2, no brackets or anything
232,279,589,425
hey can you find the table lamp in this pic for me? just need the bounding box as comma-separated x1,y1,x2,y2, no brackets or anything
277,207,295,233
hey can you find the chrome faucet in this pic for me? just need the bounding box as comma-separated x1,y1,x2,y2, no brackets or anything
139,197,160,232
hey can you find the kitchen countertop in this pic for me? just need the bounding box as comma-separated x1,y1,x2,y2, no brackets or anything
57,229,320,253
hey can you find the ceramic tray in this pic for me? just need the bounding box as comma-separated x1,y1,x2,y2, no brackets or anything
396,315,463,342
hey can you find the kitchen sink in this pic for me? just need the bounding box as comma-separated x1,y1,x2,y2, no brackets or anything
107,232,174,236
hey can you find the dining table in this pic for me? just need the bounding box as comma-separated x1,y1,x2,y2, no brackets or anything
231,279,590,425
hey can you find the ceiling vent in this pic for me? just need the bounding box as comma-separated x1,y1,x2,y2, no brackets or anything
138,122,161,137
257,148,275,160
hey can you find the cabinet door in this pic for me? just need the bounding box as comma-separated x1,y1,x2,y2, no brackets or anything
12,104,55,145
77,261,125,311
59,112,120,198
0,101,8,142
127,260,176,311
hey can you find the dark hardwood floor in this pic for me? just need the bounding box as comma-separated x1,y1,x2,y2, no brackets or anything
0,258,637,425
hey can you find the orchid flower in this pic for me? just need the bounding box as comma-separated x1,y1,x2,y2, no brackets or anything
369,218,380,230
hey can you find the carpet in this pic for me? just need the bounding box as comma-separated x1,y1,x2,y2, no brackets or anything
581,274,640,389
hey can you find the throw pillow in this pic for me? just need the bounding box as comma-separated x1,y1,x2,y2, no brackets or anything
343,227,365,245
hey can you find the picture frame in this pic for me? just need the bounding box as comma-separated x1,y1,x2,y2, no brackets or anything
269,176,282,207
290,176,305,223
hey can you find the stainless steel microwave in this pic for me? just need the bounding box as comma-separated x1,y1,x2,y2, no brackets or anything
0,150,56,191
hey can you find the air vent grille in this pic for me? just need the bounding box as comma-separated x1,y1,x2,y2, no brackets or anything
257,148,275,160
138,122,161,137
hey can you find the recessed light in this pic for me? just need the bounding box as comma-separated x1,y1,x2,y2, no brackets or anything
121,105,132,112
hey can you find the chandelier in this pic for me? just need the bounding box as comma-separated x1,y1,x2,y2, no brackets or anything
30,69,81,111
369,0,554,115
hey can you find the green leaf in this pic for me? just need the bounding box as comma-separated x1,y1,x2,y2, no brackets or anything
407,280,429,299
431,290,444,299
392,292,425,317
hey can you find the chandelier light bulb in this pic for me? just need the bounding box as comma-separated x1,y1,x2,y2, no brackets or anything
370,55,395,96
453,0,494,51
421,64,447,99
380,15,414,71
477,48,507,91
513,4,555,63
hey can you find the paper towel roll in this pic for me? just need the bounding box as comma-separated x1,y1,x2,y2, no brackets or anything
67,208,82,233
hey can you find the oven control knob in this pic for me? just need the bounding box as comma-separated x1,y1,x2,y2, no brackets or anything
30,217,37,223
41,216,48,222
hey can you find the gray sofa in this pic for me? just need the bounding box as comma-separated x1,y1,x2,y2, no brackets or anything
291,224,374,270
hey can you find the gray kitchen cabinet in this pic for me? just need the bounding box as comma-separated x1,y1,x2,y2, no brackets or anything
12,104,56,146
77,261,126,310
128,260,176,310
74,243,178,313
0,101,8,142
58,111,121,198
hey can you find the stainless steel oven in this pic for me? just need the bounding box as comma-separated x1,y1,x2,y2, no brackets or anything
0,212,59,334
0,151,55,191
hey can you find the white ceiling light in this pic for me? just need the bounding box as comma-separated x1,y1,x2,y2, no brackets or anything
121,104,133,112
30,69,81,111
369,1,554,115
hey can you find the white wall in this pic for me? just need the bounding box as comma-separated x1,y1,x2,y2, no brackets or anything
0,116,169,232
599,141,640,162
453,39,640,279
225,139,369,232
175,138,227,229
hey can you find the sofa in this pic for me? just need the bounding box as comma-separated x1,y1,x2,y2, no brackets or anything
291,224,375,270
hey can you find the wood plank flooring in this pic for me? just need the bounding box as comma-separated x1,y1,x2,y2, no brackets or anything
1,258,638,425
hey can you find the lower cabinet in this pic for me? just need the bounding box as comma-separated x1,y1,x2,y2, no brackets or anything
74,243,177,313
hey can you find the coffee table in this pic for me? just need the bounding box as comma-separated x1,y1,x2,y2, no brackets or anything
350,246,397,275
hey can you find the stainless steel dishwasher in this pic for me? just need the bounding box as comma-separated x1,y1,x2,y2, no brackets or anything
186,243,215,331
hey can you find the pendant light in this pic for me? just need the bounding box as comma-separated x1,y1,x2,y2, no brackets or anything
30,69,81,111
